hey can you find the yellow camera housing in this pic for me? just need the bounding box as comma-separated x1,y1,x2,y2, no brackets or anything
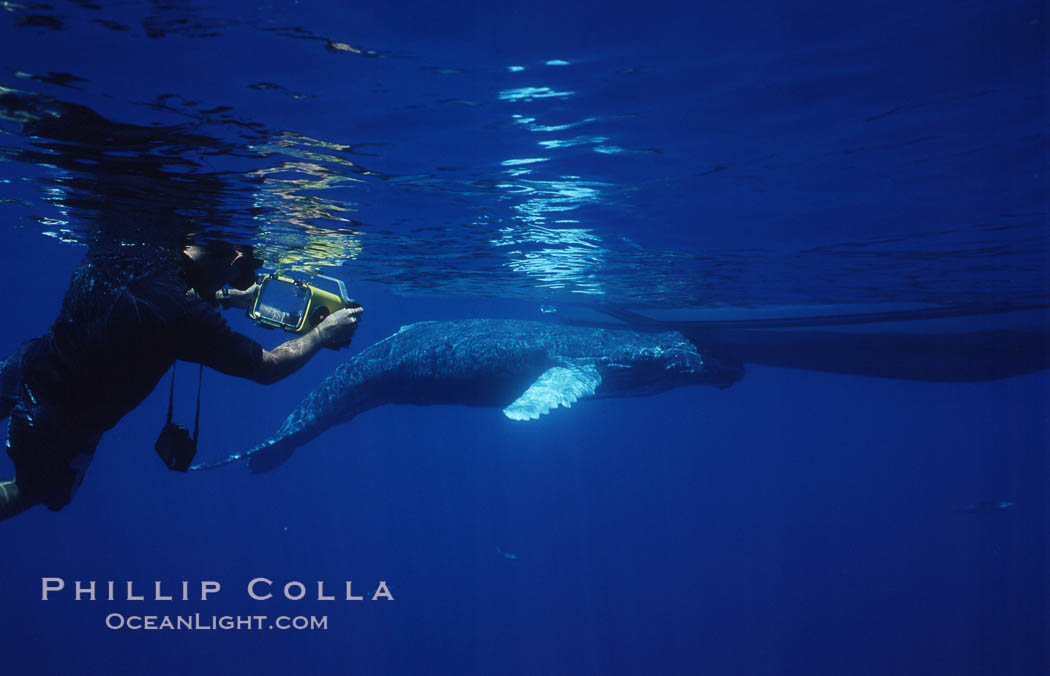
248,273,352,335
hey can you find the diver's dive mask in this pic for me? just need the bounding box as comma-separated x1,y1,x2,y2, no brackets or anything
247,273,357,340
231,248,264,290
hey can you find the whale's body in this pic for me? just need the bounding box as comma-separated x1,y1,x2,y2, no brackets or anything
199,319,744,473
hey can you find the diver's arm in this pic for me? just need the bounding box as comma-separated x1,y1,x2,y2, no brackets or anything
253,332,323,385
251,306,362,385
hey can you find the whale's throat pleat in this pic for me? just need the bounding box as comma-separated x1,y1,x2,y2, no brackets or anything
503,365,602,421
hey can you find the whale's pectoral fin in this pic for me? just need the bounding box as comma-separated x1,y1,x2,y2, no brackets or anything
503,365,601,421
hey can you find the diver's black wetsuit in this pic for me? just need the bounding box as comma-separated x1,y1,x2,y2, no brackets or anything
0,249,262,510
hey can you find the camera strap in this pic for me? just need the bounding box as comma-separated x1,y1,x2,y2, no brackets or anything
166,362,203,442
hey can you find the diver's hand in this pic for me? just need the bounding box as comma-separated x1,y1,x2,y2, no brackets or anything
317,306,363,349
216,284,260,310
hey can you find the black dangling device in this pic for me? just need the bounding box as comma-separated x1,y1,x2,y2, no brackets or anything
154,362,202,472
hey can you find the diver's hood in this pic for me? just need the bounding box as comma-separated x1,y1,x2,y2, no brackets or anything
559,302,1050,382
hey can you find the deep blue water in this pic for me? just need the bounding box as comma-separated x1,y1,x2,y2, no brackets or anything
0,1,1047,674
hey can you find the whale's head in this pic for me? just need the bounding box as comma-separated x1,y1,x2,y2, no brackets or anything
597,330,744,396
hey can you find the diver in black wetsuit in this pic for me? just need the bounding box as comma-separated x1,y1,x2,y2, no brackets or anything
0,241,363,521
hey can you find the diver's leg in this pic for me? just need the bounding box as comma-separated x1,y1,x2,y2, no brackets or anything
3,391,81,520
0,479,37,521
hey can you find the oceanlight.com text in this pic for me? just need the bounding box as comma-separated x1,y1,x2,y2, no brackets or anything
104,613,328,631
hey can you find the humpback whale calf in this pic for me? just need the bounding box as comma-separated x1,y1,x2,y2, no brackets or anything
193,319,744,473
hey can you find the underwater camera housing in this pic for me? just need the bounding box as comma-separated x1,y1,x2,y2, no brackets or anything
247,273,358,347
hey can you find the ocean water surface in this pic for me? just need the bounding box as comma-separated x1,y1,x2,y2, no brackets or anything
0,1,1047,674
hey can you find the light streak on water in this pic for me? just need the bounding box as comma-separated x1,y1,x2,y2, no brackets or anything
501,157,549,166
538,136,609,149
498,86,574,101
